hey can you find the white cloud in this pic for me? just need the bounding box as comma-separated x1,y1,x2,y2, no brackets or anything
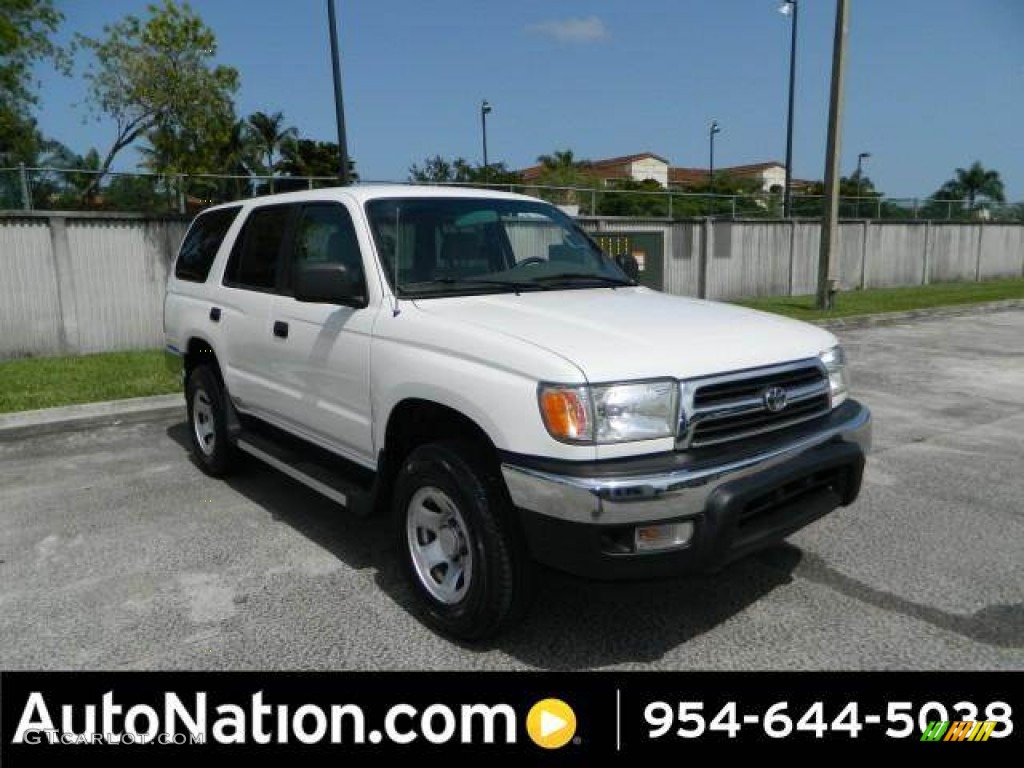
526,16,608,44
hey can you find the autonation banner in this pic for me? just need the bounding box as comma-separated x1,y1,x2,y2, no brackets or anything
1,672,1019,762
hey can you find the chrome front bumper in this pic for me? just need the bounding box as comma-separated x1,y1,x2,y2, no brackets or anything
501,401,871,526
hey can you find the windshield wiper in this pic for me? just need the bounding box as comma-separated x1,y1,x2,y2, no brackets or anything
460,277,547,290
530,273,635,287
401,276,543,293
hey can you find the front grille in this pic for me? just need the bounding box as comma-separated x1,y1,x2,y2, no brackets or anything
680,361,831,449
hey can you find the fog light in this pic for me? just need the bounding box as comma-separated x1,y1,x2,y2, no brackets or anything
634,521,694,552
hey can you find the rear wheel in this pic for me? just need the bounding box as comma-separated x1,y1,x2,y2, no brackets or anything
394,440,534,641
185,364,237,476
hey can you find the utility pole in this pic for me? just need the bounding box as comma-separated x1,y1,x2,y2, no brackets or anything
780,0,799,218
327,0,350,185
816,0,850,310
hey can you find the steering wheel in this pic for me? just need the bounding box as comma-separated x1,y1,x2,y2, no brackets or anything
511,257,547,269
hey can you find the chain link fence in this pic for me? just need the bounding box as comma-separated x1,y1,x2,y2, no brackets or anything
0,165,339,216
2,165,1022,222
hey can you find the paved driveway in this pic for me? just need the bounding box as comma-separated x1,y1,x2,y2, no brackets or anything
1,310,1022,670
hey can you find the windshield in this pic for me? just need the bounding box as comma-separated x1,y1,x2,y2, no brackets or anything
365,197,633,298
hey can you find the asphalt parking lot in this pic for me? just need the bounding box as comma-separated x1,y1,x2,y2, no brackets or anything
1,309,1022,670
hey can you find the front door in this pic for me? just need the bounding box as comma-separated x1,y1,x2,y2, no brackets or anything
267,202,375,467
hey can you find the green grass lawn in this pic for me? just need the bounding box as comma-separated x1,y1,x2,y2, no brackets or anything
1,278,1022,414
0,349,179,414
736,278,1024,321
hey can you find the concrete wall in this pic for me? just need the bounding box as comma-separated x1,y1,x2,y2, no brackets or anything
1,212,1023,359
0,212,189,359
581,218,1024,300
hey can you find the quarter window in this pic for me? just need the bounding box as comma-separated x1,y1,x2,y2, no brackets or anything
174,206,240,282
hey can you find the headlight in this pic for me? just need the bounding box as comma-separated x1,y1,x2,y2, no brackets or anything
539,380,679,444
820,345,849,407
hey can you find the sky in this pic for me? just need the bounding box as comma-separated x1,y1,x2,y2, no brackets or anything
30,0,1024,199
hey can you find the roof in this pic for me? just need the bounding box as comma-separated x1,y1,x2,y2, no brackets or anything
717,161,785,175
588,152,669,168
202,184,542,213
519,152,669,180
668,167,708,184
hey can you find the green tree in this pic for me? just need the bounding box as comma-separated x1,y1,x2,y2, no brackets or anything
801,173,882,218
0,0,69,164
75,0,239,199
934,161,1006,209
210,118,260,197
599,178,668,217
102,173,164,212
805,174,879,199
408,154,520,186
247,110,296,192
535,149,595,187
531,149,599,211
278,139,358,186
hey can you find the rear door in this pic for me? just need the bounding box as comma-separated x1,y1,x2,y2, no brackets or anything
218,203,295,416
267,202,375,465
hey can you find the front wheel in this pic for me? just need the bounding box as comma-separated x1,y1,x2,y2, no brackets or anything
393,440,534,641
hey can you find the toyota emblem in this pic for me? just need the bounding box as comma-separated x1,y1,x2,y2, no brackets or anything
763,386,788,413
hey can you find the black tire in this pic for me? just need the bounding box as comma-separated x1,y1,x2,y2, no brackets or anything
185,364,237,477
393,440,535,641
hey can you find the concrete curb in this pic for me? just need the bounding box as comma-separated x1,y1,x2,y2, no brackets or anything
812,298,1024,331
0,394,184,441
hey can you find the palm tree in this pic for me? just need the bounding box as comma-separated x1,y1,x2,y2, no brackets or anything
534,149,596,209
537,149,586,173
247,111,297,192
213,119,260,198
936,161,1006,209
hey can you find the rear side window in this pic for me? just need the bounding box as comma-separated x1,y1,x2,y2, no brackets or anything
174,206,240,282
224,205,292,291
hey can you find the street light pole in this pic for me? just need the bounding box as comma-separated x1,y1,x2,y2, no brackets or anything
856,151,871,218
708,120,721,197
481,99,492,185
780,0,799,218
326,0,350,185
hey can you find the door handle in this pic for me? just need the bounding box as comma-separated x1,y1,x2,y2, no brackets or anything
209,307,221,322
273,320,289,339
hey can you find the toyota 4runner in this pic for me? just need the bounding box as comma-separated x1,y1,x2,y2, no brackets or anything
164,186,871,640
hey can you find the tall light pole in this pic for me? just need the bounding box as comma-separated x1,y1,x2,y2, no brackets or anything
856,151,871,218
708,120,721,194
481,99,492,184
326,0,350,185
779,0,799,218
816,0,851,310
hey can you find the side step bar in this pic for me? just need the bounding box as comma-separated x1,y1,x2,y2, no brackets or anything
233,418,375,516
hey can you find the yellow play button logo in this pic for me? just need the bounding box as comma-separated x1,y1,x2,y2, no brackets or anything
526,698,577,749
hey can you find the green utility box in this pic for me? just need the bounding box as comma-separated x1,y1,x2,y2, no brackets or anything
591,231,665,290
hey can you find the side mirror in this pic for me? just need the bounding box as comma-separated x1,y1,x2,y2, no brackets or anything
293,262,367,308
615,253,640,281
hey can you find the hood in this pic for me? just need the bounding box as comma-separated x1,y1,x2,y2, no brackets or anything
413,287,835,382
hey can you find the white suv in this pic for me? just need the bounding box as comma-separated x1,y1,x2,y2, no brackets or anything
164,186,871,640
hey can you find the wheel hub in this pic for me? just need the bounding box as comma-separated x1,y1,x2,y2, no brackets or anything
438,525,463,560
406,486,474,605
